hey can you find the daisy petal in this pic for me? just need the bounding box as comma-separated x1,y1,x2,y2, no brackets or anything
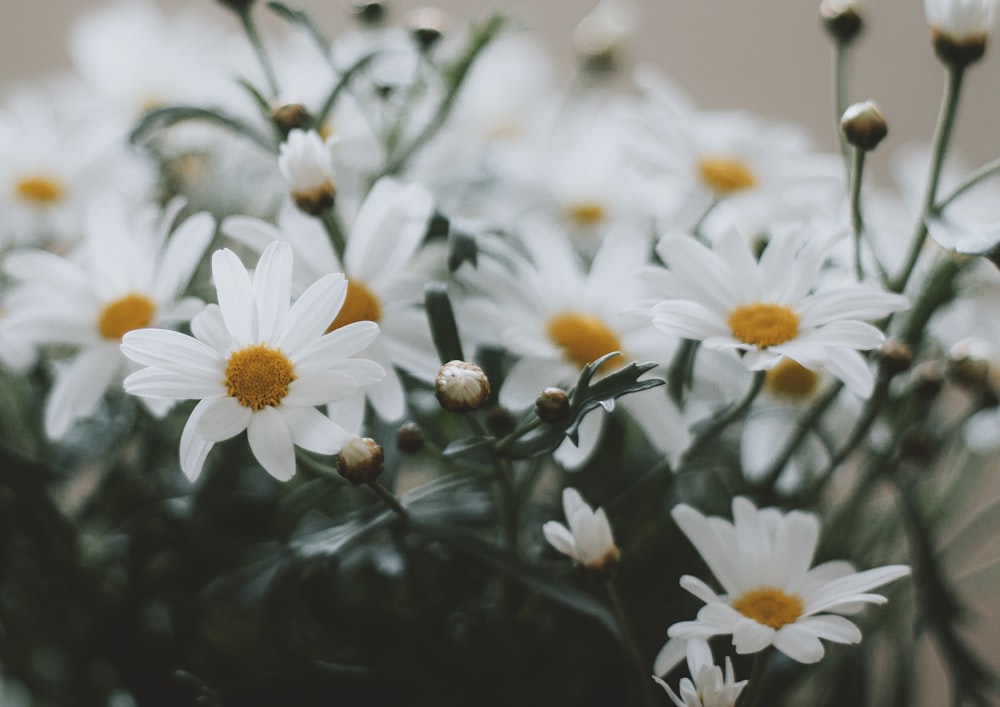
212,248,256,343
247,406,296,481
278,405,350,455
772,623,826,663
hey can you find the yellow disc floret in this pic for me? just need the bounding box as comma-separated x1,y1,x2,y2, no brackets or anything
327,279,382,333
546,312,623,372
765,357,820,400
697,156,757,195
97,293,156,340
732,587,804,629
567,202,606,226
224,345,296,410
727,303,799,348
15,174,66,206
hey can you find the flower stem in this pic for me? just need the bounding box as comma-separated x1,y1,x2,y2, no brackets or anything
237,7,280,99
892,63,965,293
320,210,348,263
849,146,866,281
681,370,765,466
366,479,409,520
606,581,656,707
738,649,770,707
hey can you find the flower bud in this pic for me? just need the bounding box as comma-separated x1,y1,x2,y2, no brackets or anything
278,129,336,216
271,103,313,137
352,2,387,27
536,387,570,422
396,422,425,454
946,338,992,389
924,0,996,67
407,7,448,52
879,339,913,377
574,0,638,74
215,0,256,14
841,100,888,151
337,436,385,484
820,0,864,45
435,360,490,412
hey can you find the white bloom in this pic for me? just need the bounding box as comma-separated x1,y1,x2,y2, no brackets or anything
278,129,336,214
653,497,910,673
574,0,639,58
120,241,385,481
640,227,908,397
542,487,620,572
2,195,213,438
652,639,746,707
924,0,998,42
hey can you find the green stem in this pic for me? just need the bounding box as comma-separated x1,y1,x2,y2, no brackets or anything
892,64,965,293
681,370,765,466
667,339,699,406
366,479,409,519
238,8,280,99
738,649,770,707
320,210,348,263
606,581,656,707
849,146,866,281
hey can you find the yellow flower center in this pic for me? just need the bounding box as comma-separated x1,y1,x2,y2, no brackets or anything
97,293,156,340
546,312,623,372
765,357,820,400
326,280,382,333
15,175,66,206
224,345,296,411
567,202,606,226
732,587,804,629
727,303,799,348
697,156,757,195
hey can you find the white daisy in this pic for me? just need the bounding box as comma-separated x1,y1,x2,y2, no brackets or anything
924,0,998,44
652,639,746,707
457,221,689,468
222,177,439,426
278,129,337,216
120,241,385,482
2,195,213,438
653,497,910,673
640,227,909,397
542,487,620,573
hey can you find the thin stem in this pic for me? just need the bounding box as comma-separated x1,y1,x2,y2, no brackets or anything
320,210,348,263
667,339,699,406
238,8,280,99
738,649,770,707
681,370,765,466
849,146,866,281
937,154,1000,212
606,581,656,707
892,64,966,293
366,479,409,519
833,41,851,171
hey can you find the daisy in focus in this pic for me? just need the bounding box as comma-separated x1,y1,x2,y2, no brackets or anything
120,241,385,481
639,227,909,397
2,195,213,438
652,638,746,707
653,497,910,674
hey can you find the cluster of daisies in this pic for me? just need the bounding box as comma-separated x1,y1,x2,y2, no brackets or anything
2,0,1000,702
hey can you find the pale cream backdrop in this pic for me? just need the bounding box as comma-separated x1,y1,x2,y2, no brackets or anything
0,0,998,704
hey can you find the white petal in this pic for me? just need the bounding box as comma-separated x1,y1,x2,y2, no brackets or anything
179,400,217,481
795,615,862,644
772,623,826,663
731,617,775,654
191,304,234,353
120,328,222,376
247,406,296,481
45,345,122,439
292,321,381,371
499,356,574,410
123,367,222,399
285,361,385,406
276,272,348,353
153,211,215,304
653,638,688,676
196,395,253,442
671,504,742,596
253,240,293,343
542,521,578,560
279,405,350,454
212,248,256,343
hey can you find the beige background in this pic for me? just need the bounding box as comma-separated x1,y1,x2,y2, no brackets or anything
0,0,998,704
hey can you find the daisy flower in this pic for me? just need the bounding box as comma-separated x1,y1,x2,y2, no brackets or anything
278,129,337,216
924,0,998,45
652,639,746,707
640,227,909,397
653,497,910,673
542,487,620,574
2,195,213,438
120,241,385,481
222,177,439,427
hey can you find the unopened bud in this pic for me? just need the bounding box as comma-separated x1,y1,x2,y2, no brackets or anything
879,339,913,377
820,0,864,45
947,338,992,389
396,422,425,454
841,100,888,151
271,103,313,136
931,29,988,68
352,2,387,26
536,387,571,422
292,183,336,216
337,436,384,484
407,7,448,52
910,360,945,400
435,360,490,412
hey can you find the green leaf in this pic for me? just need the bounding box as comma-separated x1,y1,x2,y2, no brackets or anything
130,105,276,152
448,230,479,272
265,0,334,67
314,51,379,130
424,281,465,363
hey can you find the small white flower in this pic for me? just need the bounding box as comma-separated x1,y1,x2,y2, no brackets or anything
639,227,909,397
653,497,910,673
121,241,385,482
542,487,620,573
278,129,336,215
2,195,213,438
652,639,746,707
924,0,998,43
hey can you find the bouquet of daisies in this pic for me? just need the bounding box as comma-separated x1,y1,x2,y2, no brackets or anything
0,0,998,705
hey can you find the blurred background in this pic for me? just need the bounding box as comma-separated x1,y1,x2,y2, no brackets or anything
2,0,1000,179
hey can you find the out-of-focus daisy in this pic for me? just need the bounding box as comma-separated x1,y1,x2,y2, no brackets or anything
278,129,337,216
121,241,385,481
639,227,908,397
923,0,998,47
542,487,620,575
653,497,910,673
222,177,438,427
458,222,689,467
2,195,213,438
652,639,746,707
626,67,840,241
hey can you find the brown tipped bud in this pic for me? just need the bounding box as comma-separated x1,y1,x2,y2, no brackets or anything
435,360,490,412
535,387,571,423
337,436,384,484
292,182,335,216
352,2,387,26
820,0,864,45
879,339,913,377
841,100,888,151
946,338,992,389
271,103,313,136
407,7,448,52
910,360,945,400
396,422,425,454
932,29,988,68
